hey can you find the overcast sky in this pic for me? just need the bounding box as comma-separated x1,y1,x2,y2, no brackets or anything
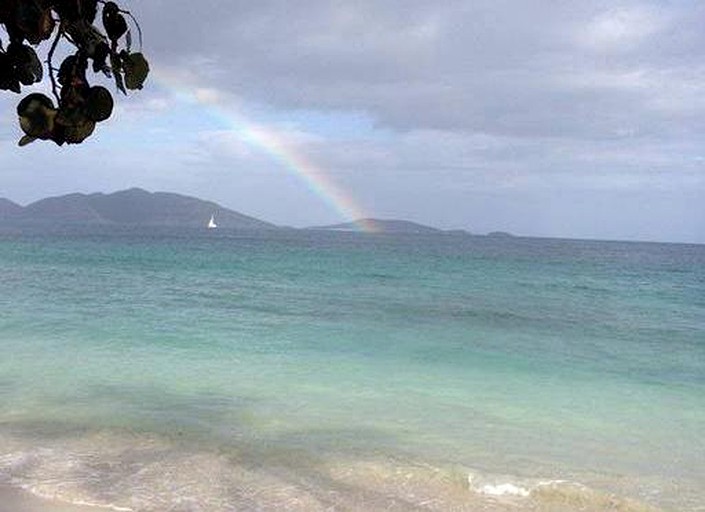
1,0,704,242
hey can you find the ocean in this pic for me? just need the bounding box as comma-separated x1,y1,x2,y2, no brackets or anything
0,228,703,511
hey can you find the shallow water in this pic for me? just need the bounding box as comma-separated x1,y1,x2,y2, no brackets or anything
0,228,703,511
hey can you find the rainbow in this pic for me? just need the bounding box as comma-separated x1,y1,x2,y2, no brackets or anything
153,68,379,233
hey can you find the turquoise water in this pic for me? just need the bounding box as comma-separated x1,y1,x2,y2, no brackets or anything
0,228,703,511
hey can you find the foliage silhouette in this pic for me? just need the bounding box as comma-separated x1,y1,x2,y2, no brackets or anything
0,0,149,146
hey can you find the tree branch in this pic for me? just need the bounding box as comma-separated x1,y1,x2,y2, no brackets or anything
46,23,63,104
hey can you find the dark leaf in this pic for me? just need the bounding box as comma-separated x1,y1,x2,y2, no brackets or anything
17,92,54,115
13,2,55,44
102,2,127,43
0,77,21,93
81,0,98,24
58,55,77,86
53,0,81,21
50,123,67,145
65,20,108,59
0,52,21,93
18,134,37,146
3,0,151,146
122,52,149,90
109,51,126,94
58,53,88,98
17,92,56,138
92,41,110,73
85,85,113,122
0,3,10,25
15,1,45,44
57,112,95,143
34,8,55,43
8,44,43,85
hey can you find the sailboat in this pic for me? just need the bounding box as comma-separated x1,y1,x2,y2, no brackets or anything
207,213,217,229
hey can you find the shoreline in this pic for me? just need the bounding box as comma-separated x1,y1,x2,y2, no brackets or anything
0,486,112,512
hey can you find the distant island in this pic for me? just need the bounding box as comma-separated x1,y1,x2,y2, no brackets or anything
0,188,276,230
0,188,512,236
310,218,471,235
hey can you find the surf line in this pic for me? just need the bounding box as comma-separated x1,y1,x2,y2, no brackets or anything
153,69,378,233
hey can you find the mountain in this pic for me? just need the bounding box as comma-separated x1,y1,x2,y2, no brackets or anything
311,218,456,234
2,188,277,229
0,198,23,218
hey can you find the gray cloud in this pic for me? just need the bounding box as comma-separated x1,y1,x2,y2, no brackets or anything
135,0,705,138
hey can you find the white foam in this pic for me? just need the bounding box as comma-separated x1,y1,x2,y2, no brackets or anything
67,500,133,512
24,485,135,512
478,482,530,497
467,472,536,499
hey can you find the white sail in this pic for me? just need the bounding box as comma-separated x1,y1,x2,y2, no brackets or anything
207,214,217,229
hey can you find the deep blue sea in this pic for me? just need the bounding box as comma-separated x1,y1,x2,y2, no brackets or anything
0,228,703,511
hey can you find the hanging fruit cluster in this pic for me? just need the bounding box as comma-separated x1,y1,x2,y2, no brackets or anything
0,0,149,146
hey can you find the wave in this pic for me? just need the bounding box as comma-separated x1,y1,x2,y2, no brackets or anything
467,472,663,512
0,425,680,512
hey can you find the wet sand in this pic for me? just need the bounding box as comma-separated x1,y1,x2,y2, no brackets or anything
0,486,107,512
